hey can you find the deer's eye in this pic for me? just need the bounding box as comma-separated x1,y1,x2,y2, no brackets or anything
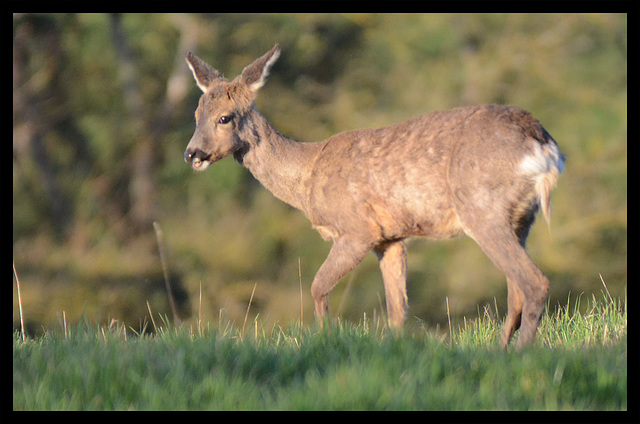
218,115,233,124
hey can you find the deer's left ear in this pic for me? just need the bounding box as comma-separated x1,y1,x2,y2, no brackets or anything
240,44,281,93
186,52,225,93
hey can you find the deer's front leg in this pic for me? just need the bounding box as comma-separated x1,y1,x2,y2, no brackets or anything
311,236,371,325
375,240,408,329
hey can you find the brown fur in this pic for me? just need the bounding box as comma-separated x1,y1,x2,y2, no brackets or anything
184,45,565,349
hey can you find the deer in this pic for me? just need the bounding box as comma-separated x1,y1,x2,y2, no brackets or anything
183,44,565,349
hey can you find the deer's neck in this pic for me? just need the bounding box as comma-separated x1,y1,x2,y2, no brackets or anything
236,111,323,212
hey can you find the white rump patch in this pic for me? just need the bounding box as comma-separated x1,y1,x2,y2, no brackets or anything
518,142,565,176
518,141,565,224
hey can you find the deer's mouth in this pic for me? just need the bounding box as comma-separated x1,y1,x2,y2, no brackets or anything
191,157,211,170
184,148,214,171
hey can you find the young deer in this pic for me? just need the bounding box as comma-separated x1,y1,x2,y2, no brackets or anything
184,45,564,349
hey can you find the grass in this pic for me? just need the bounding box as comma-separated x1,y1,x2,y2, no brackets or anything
12,293,626,411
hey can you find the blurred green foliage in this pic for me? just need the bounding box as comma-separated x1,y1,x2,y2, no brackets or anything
13,13,627,335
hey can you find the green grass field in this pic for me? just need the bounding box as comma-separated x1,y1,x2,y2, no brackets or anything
13,293,626,411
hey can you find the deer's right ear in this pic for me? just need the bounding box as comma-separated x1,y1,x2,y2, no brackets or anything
186,52,224,93
240,44,281,93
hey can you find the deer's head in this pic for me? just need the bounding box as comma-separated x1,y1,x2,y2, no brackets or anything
184,44,280,170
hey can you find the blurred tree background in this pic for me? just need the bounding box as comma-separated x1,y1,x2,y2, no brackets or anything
13,13,627,336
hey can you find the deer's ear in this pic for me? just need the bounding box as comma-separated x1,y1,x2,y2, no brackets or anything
186,52,224,93
239,44,281,93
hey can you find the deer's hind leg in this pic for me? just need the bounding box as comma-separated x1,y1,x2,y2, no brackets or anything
459,218,549,349
501,277,524,348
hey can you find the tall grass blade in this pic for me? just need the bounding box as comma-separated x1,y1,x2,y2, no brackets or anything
153,221,179,323
298,257,303,324
146,301,158,333
241,283,257,340
13,260,25,342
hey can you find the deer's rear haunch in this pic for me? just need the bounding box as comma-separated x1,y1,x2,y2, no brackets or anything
184,45,565,349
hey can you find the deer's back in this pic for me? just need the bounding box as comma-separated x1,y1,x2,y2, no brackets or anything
306,105,555,243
